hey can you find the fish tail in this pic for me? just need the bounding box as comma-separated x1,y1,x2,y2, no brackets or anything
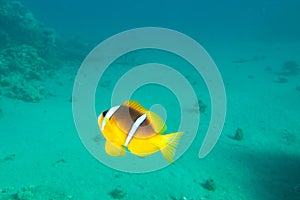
160,132,184,163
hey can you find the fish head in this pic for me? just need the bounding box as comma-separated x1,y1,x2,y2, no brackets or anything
98,109,108,132
97,109,126,144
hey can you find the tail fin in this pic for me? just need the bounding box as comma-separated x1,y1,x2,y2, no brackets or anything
160,132,184,163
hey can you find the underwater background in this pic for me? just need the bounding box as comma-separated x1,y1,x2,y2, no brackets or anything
0,0,300,199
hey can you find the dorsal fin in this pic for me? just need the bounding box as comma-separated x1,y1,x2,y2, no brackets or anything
147,111,167,134
123,100,147,113
123,100,167,134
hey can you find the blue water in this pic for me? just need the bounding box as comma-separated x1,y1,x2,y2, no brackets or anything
0,0,300,199
22,0,300,41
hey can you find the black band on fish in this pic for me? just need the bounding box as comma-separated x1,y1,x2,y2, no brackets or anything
124,113,147,147
102,110,108,117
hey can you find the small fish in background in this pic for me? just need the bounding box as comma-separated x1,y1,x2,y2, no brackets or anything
97,100,183,163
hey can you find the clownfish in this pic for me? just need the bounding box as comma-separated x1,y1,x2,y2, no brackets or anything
97,100,183,163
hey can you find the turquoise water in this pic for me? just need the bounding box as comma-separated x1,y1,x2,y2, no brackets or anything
1,0,300,199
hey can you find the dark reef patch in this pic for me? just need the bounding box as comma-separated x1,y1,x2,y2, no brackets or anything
0,185,73,200
228,128,244,141
201,179,216,191
193,99,207,114
0,154,16,163
0,45,49,102
109,188,126,199
0,0,92,102
274,77,288,84
275,61,299,76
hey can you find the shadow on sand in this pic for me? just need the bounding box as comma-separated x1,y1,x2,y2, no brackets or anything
238,149,300,200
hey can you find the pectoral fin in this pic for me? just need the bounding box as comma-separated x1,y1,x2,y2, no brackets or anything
105,140,126,156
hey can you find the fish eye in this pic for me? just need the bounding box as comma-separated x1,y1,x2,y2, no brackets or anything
102,110,108,117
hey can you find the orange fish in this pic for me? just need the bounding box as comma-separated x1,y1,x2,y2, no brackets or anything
98,100,183,162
